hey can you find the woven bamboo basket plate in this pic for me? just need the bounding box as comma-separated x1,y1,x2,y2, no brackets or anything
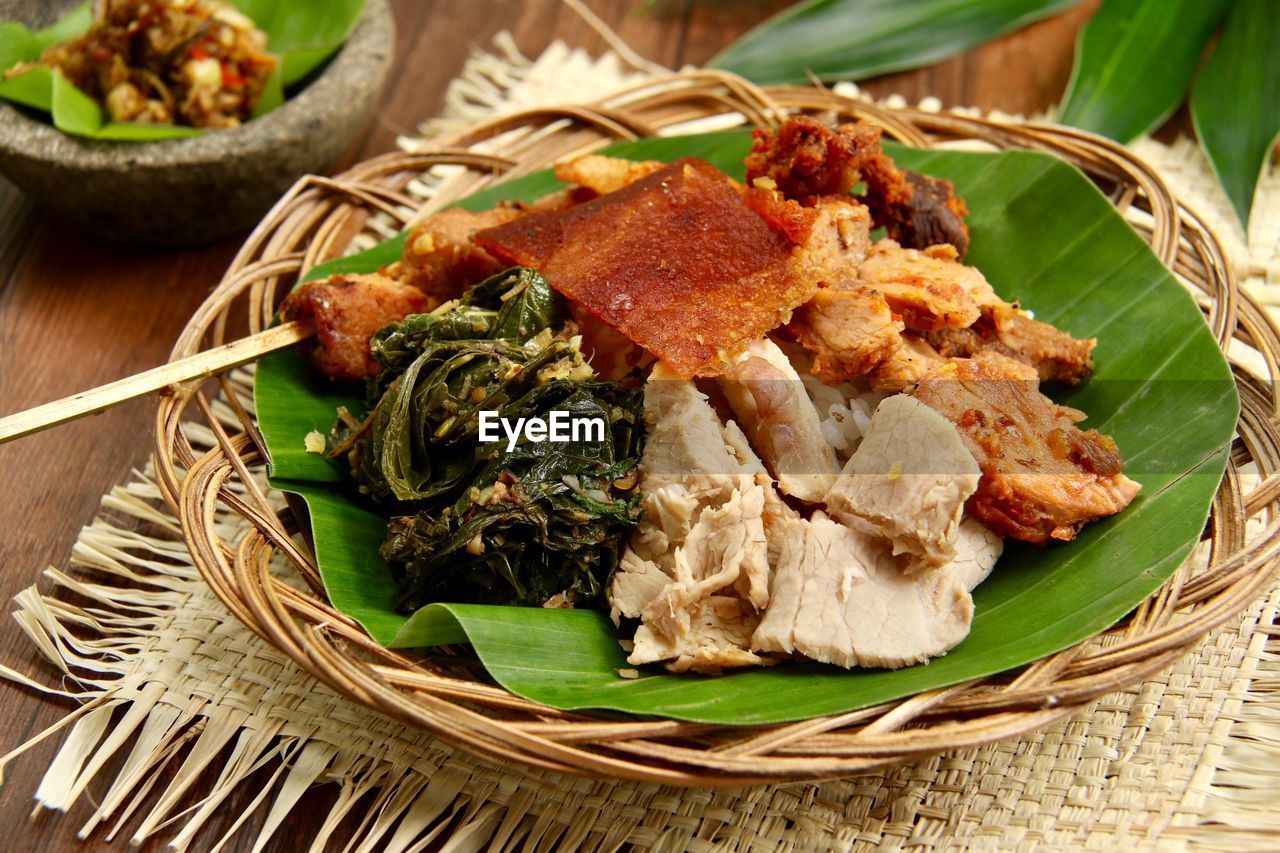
155,72,1280,786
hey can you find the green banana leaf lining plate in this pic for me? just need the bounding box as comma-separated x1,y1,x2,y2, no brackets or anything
253,130,1238,725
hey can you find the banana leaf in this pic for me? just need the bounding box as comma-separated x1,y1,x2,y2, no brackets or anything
254,130,1237,725
1191,0,1280,230
708,0,1080,85
0,0,365,141
1056,0,1233,143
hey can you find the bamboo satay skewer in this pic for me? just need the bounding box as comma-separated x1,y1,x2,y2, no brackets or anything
0,321,313,445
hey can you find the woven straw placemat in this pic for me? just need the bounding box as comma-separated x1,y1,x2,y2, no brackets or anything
1,37,1278,852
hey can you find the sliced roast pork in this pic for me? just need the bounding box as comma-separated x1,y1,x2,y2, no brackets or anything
718,338,840,503
609,363,784,673
825,394,980,571
751,513,974,669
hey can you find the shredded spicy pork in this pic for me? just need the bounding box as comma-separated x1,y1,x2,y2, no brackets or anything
745,115,972,256
29,0,277,128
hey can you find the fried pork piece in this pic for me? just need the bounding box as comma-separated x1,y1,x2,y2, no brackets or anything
788,287,904,384
789,197,874,283
745,115,971,256
718,339,840,503
388,208,523,307
476,158,838,377
880,170,972,259
867,241,1097,384
750,513,974,669
869,334,945,393
825,395,980,571
925,304,1097,385
914,353,1141,543
554,154,665,195
788,235,1095,388
859,240,987,331
281,274,428,382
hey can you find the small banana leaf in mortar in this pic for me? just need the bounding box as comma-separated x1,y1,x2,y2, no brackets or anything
0,0,366,140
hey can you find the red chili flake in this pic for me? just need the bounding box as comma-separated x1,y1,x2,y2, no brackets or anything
222,67,246,87
89,46,112,64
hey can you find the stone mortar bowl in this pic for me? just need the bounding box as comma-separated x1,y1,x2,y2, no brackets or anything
0,0,394,246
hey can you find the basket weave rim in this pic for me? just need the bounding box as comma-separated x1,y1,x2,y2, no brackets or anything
153,71,1280,786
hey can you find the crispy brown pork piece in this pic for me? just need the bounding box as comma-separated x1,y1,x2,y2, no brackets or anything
913,353,1140,544
787,287,904,384
869,334,946,393
925,304,1096,385
880,171,971,258
745,115,971,256
859,240,984,332
281,273,427,382
787,235,1095,388
387,207,523,308
476,158,856,377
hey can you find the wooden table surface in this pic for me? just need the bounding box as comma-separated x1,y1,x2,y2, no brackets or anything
0,1,1102,849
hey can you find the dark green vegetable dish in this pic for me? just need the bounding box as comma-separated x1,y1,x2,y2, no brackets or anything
328,268,644,612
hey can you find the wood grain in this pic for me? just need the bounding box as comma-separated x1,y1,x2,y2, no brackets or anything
0,1,1100,848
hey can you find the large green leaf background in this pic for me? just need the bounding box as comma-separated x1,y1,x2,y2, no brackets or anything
1191,0,1280,230
1055,0,1233,143
709,0,1079,85
255,131,1237,725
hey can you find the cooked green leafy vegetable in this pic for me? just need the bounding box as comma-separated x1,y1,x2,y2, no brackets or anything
330,268,645,612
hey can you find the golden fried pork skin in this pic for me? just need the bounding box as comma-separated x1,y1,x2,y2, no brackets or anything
914,353,1140,544
281,274,427,382
476,158,826,377
554,154,666,195
389,207,523,308
745,115,971,256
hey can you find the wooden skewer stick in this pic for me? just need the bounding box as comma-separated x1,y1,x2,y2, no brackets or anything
0,321,313,446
